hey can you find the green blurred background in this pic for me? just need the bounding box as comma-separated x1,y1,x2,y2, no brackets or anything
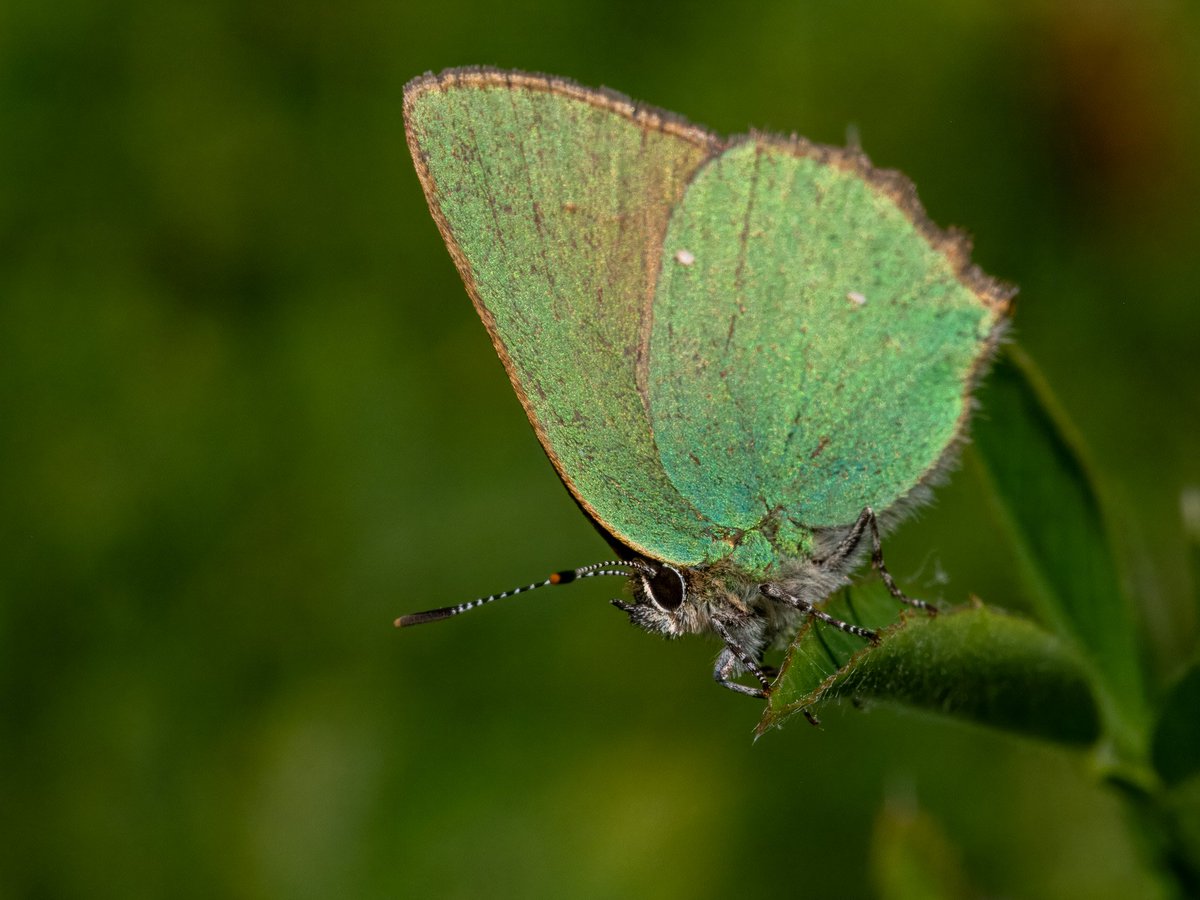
2,0,1198,897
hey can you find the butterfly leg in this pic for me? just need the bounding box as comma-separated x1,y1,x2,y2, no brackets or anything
759,583,881,644
711,619,773,698
822,506,936,614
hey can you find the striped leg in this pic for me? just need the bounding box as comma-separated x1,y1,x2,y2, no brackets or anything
711,619,773,698
759,582,881,644
820,506,935,614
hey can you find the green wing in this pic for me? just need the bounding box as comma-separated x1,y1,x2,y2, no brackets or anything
404,69,729,565
406,71,1011,575
648,139,1012,566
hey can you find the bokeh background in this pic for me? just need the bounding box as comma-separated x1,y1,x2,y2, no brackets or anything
3,0,1198,897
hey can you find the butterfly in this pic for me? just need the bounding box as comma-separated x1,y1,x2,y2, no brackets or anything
398,67,1012,699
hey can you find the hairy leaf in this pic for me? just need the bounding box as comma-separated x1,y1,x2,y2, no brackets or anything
759,582,1100,744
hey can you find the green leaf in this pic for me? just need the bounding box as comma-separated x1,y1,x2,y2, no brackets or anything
972,346,1149,756
758,582,1100,744
1153,661,1200,786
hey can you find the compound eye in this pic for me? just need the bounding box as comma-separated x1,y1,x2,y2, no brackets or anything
640,564,686,612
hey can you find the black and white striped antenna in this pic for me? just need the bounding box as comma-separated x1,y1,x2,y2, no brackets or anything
394,559,652,628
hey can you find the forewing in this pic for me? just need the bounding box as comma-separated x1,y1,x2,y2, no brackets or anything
404,69,725,564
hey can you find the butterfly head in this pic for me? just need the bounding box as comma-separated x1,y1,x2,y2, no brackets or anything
611,561,695,638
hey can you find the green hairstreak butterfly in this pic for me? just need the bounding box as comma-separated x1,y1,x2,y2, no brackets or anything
398,67,1013,699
